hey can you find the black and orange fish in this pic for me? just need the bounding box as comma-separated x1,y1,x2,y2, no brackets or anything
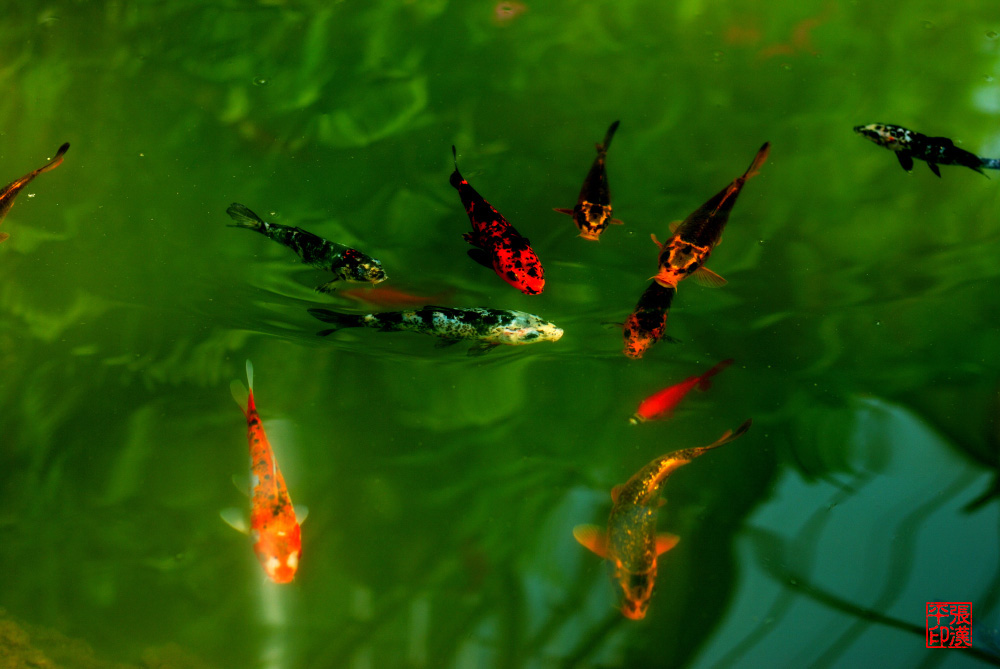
0,142,69,244
574,419,751,619
854,123,1000,177
450,146,544,295
622,280,676,359
651,143,769,289
554,120,623,241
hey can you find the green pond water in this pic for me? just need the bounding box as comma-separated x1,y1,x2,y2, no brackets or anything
2,1,1000,667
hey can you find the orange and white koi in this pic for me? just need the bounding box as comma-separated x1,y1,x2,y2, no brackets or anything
450,146,545,295
630,359,733,424
0,143,69,244
229,360,303,584
574,419,751,620
651,143,769,289
554,120,623,241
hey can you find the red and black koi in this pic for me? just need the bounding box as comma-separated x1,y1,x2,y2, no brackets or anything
449,146,545,295
651,143,769,289
226,203,387,292
574,419,751,620
229,360,303,584
622,280,676,359
554,120,623,241
0,143,69,244
854,123,1000,177
629,359,733,424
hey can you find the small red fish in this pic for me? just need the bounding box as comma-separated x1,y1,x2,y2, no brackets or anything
450,146,545,295
0,142,69,244
622,280,676,359
230,360,303,584
630,359,734,424
574,420,751,620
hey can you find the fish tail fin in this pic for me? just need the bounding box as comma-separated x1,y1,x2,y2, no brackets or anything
598,120,620,153
226,203,265,230
702,418,752,453
741,142,771,182
229,359,255,416
697,358,735,390
449,145,464,188
308,308,364,335
36,143,70,174
979,157,1000,172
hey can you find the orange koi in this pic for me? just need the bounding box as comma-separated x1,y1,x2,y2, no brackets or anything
651,143,769,289
574,419,751,619
630,359,733,424
229,360,302,584
0,143,69,243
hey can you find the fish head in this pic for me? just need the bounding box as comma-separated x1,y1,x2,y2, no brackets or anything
253,521,302,584
622,310,667,359
576,203,613,241
854,123,908,150
501,312,564,345
341,249,388,284
614,564,656,620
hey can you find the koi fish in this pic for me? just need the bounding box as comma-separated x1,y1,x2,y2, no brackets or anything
226,203,387,292
228,360,303,584
308,305,562,355
0,142,70,244
574,419,752,620
554,120,623,241
622,280,676,359
629,359,733,424
651,143,769,289
450,147,545,295
853,123,1000,177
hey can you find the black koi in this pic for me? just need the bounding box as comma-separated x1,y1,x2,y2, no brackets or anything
554,120,623,241
854,123,1000,177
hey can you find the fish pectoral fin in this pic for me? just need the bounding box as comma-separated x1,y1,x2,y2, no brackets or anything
434,338,462,348
601,320,624,330
668,220,681,233
610,484,623,503
692,266,728,288
553,208,574,216
573,524,610,558
895,151,914,172
611,218,624,226
655,533,681,556
294,505,309,524
466,248,494,270
927,162,942,178
231,473,251,497
315,279,341,293
650,233,664,249
467,341,500,356
220,507,250,535
0,232,9,244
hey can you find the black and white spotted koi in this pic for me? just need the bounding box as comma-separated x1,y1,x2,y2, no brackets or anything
308,305,563,355
554,120,623,241
854,123,1000,177
226,203,386,292
450,147,545,295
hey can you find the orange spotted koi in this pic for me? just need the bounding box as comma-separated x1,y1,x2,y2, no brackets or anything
651,143,769,289
0,143,69,244
622,280,676,359
630,359,733,424
554,120,623,241
229,360,302,584
574,419,752,620
450,146,545,295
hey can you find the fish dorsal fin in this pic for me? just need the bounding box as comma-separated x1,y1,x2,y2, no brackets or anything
650,233,664,249
610,484,624,503
553,208,574,216
573,524,609,558
220,507,249,535
655,533,681,556
230,380,249,414
668,220,681,233
692,266,728,288
295,505,309,525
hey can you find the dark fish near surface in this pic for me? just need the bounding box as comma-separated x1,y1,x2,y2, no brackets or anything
450,147,545,295
574,419,752,620
226,203,386,292
0,142,70,244
652,143,769,289
854,123,1000,177
554,120,623,241
308,305,562,355
622,280,676,359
